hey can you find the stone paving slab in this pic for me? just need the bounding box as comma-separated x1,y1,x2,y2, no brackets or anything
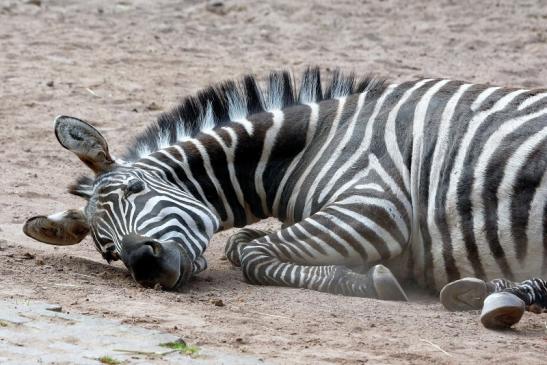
0,299,266,365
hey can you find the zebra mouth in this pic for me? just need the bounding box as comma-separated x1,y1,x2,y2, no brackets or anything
119,235,193,290
171,242,194,290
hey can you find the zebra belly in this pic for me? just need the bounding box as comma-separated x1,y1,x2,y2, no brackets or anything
415,178,547,291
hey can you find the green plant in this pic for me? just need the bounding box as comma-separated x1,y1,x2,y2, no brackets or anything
160,340,200,357
98,355,121,365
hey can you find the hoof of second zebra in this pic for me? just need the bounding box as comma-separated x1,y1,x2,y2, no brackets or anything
440,277,488,311
370,265,408,302
480,292,525,330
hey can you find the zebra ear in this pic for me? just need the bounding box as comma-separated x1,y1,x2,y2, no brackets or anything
23,209,89,246
54,115,117,175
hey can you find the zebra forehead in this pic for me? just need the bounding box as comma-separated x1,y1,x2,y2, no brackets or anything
68,170,138,199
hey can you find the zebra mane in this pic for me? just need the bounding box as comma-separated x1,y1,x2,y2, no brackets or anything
123,67,386,162
69,67,386,199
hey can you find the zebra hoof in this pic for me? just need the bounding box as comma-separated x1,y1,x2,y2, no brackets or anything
370,265,408,301
440,277,488,311
480,292,525,330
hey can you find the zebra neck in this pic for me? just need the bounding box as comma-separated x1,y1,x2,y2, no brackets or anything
140,104,316,229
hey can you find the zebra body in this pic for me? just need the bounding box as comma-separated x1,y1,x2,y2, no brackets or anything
24,69,546,297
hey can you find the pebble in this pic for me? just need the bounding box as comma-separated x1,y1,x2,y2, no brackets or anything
211,299,224,307
206,0,228,15
146,102,162,111
46,305,63,313
23,252,35,260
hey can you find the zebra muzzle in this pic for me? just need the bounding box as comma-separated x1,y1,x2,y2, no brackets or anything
119,234,193,290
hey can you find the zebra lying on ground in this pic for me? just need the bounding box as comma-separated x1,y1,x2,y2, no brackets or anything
23,68,546,329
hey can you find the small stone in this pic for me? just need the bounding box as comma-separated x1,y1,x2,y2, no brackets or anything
146,102,162,111
206,0,228,15
35,258,45,265
46,80,54,87
174,338,186,346
46,305,62,312
211,299,224,307
22,252,35,260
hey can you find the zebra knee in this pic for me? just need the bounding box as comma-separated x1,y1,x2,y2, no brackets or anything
225,228,271,267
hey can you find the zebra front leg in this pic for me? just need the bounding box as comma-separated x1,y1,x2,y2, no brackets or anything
441,277,547,329
224,228,272,267
239,241,407,301
236,192,411,300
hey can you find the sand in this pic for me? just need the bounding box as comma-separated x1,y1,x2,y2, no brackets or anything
1,0,546,363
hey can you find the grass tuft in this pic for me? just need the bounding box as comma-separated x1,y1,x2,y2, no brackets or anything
98,355,121,365
160,340,200,357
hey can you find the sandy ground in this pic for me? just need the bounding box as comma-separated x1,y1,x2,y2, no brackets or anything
1,0,547,363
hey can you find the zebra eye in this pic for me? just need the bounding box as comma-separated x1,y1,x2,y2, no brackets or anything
124,180,145,197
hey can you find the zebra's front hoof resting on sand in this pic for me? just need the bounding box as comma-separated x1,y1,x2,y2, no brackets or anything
337,265,408,300
480,292,525,329
440,277,489,311
368,265,408,301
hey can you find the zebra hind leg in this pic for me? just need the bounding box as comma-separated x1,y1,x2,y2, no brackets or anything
440,277,494,311
481,278,547,329
224,228,273,267
441,277,547,329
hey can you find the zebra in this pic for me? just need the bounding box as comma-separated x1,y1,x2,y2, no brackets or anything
22,68,546,329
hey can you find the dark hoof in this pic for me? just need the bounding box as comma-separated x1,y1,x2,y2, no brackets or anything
370,265,408,301
480,292,525,329
440,277,488,311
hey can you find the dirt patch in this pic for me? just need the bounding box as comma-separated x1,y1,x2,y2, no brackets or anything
1,0,547,363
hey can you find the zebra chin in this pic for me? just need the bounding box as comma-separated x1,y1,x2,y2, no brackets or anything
118,234,193,290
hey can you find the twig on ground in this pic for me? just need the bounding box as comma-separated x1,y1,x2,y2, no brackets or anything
113,348,176,357
231,306,292,320
86,87,99,97
53,283,81,288
420,339,453,357
72,272,96,279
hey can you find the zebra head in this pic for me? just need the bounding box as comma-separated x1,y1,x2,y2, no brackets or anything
23,116,219,290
